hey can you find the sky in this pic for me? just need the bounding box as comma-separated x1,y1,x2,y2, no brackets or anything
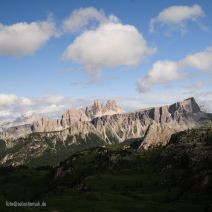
0,0,212,120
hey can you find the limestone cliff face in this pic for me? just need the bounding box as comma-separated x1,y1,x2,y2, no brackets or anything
91,97,207,144
85,100,124,119
0,100,124,141
91,113,148,143
137,97,204,149
139,122,179,150
31,100,124,132
0,97,210,148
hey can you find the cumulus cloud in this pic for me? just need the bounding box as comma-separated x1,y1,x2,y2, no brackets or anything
149,4,204,33
63,7,119,33
0,18,55,56
0,94,55,118
18,97,32,106
38,104,65,114
63,7,108,33
138,47,212,92
138,60,182,92
40,95,65,104
0,110,11,117
196,92,212,112
63,22,155,79
0,94,32,118
0,94,17,106
180,47,212,71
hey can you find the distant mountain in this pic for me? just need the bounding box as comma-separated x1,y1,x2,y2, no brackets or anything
0,100,124,139
0,97,211,167
85,100,124,119
139,97,212,149
0,112,40,130
60,100,124,128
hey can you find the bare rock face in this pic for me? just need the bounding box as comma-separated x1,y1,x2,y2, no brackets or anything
61,108,90,128
169,97,200,114
85,100,124,119
104,100,124,114
91,113,148,143
30,100,124,134
139,122,179,150
92,97,205,144
32,117,62,132
0,100,124,140
32,108,90,133
137,97,204,149
0,97,210,149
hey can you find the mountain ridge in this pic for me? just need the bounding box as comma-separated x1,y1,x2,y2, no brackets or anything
0,97,210,141
0,97,211,167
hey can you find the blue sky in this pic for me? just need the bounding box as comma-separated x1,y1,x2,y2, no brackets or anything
0,0,212,119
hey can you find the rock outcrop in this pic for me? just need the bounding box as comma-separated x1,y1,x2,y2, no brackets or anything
85,100,124,119
139,122,178,150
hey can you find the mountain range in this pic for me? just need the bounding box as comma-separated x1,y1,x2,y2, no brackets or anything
0,112,40,131
0,97,211,167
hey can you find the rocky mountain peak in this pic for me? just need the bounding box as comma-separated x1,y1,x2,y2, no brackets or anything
92,100,103,113
105,100,120,110
168,97,200,114
85,100,124,119
181,97,201,113
61,108,90,125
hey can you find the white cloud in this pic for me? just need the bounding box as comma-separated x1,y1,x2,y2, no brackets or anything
0,94,17,106
138,47,212,92
41,95,65,104
63,7,108,33
38,104,65,114
180,47,212,71
0,94,32,107
0,18,55,56
0,110,11,117
196,92,212,112
0,94,32,118
63,22,155,79
138,60,181,92
150,4,204,33
18,97,32,106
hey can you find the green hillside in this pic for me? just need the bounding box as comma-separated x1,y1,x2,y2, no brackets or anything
0,126,211,211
